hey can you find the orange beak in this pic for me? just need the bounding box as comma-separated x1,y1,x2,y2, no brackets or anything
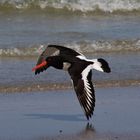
32,61,47,72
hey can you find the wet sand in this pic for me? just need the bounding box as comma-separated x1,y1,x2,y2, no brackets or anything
0,86,140,140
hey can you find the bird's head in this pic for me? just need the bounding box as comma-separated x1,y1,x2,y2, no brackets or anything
32,56,63,74
32,57,53,74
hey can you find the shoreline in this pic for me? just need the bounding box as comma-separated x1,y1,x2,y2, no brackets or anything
0,79,140,93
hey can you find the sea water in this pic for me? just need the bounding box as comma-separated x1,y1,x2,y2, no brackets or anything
0,0,140,92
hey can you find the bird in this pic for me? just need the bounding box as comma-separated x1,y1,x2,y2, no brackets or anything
32,45,111,120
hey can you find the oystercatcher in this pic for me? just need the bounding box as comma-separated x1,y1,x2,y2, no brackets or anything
32,45,111,120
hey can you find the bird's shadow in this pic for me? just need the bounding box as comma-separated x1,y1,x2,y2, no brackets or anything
25,113,87,122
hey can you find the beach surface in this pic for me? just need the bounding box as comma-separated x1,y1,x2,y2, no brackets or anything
0,86,140,140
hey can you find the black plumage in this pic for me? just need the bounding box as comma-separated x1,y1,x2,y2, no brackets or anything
32,45,111,120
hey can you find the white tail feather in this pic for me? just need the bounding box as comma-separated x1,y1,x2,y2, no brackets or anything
92,59,104,72
92,58,111,73
76,55,111,73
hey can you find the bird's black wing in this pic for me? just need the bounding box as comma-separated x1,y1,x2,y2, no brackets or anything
47,44,82,57
37,45,82,64
70,70,95,120
34,45,82,74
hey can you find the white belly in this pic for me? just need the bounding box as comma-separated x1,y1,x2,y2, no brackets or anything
63,62,71,71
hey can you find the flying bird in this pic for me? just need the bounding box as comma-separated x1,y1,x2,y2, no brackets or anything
32,45,111,120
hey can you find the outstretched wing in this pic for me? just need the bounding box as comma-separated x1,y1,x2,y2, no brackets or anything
34,45,82,74
48,45,82,56
70,70,95,120
37,45,82,65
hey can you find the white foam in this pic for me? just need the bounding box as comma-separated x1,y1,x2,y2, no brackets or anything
65,39,140,53
0,0,140,13
0,39,140,57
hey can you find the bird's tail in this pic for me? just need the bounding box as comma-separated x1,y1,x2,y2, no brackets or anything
92,58,111,73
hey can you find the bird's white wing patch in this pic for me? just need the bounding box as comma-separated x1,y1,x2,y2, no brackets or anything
76,55,86,60
51,50,60,56
81,65,93,106
92,59,104,72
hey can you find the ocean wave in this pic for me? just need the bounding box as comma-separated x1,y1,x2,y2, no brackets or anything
0,0,140,13
0,39,140,57
0,46,38,57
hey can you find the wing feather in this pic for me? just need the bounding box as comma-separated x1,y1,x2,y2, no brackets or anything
71,70,95,120
48,45,82,56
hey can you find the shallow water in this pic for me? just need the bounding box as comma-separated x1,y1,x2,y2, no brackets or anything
0,0,140,91
0,52,140,93
0,7,140,56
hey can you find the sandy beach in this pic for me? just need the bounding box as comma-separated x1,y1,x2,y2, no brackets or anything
0,86,140,140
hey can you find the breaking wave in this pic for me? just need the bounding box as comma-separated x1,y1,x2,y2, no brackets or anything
0,39,140,57
0,0,140,13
